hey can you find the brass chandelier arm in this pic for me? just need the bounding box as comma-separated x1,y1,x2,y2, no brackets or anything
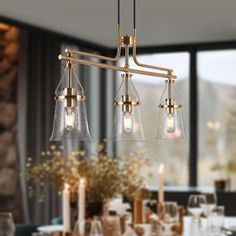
132,29,173,73
58,55,177,79
65,25,122,62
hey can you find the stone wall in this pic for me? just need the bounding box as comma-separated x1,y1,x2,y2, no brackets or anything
0,23,23,222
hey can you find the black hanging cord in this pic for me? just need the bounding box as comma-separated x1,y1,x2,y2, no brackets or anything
118,0,120,25
133,0,136,28
118,0,136,27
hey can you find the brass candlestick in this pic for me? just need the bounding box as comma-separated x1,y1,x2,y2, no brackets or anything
178,206,185,235
133,193,143,224
157,202,165,221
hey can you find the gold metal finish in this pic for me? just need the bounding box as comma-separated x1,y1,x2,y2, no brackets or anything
55,87,86,108
159,78,182,112
159,99,182,114
59,55,176,79
165,79,175,84
55,94,86,101
58,88,76,108
55,62,86,107
132,28,174,73
159,103,182,109
120,35,134,46
58,25,177,79
114,100,140,106
114,96,139,114
122,95,132,113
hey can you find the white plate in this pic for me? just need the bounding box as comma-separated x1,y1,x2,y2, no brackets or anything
37,225,63,233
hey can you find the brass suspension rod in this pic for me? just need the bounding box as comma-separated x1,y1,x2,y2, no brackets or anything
58,55,177,79
132,29,173,73
59,24,177,79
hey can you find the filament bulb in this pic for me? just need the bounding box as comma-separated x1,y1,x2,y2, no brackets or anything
167,113,175,133
123,112,133,133
65,107,75,131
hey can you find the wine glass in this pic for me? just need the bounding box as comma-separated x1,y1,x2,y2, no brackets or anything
0,212,15,236
201,192,217,216
162,202,178,235
201,192,217,231
188,195,206,235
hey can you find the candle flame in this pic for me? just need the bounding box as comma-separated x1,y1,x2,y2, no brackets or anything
159,163,164,173
64,183,70,190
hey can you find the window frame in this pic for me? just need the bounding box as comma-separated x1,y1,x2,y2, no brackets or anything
110,42,236,187
3,15,236,187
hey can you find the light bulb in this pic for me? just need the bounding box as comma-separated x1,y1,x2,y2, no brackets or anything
123,112,133,133
65,107,75,131
166,113,175,133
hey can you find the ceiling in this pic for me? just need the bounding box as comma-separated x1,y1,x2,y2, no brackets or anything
1,0,236,48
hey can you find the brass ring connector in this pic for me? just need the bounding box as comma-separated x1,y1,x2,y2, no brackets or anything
165,79,175,84
55,95,86,101
159,104,182,109
120,35,134,47
114,100,140,106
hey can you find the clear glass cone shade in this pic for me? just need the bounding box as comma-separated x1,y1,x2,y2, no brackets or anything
155,81,186,139
155,108,186,139
112,75,145,141
112,105,145,141
50,67,91,141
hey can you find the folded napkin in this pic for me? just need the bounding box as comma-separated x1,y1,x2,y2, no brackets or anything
109,198,131,216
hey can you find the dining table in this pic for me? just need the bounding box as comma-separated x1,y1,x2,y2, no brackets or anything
138,216,236,236
36,216,236,236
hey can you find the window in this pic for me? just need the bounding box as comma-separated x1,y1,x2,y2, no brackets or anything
197,50,236,188
116,52,190,187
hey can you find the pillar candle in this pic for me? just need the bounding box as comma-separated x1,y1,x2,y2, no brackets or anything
158,163,165,204
63,183,71,232
78,178,86,236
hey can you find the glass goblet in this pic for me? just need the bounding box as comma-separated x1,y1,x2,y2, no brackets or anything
188,194,206,235
201,192,217,230
162,202,178,236
201,192,217,216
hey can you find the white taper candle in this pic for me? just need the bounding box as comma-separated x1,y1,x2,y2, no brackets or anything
63,183,71,232
78,178,86,236
158,164,165,204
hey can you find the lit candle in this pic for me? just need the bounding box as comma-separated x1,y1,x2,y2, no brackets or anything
158,164,165,204
63,183,71,232
78,178,86,236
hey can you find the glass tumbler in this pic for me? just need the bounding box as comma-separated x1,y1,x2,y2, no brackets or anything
208,206,224,236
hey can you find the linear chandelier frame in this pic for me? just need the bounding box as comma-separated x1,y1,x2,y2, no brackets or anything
50,0,186,142
58,0,177,80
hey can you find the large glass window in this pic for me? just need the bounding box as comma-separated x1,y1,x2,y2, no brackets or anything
116,52,190,187
198,50,236,188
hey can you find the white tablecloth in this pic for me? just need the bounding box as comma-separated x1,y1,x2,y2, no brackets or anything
139,217,236,236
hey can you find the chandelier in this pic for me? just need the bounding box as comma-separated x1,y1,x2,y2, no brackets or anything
50,0,186,142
